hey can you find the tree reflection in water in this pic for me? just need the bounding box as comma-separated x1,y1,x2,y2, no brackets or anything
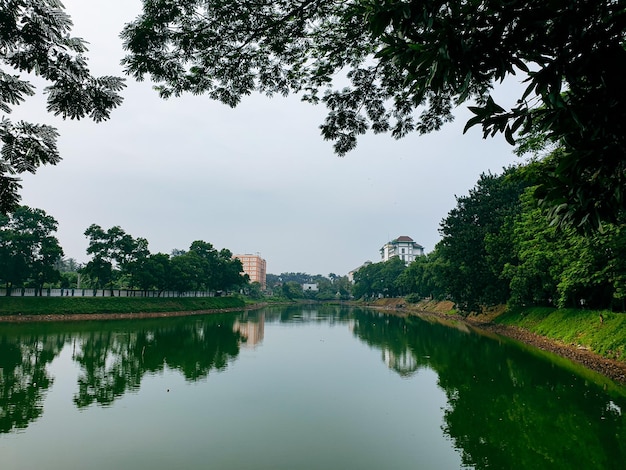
0,314,245,430
72,314,244,407
0,330,66,433
350,310,626,470
1,307,625,469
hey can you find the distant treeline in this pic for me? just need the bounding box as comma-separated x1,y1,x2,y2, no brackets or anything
265,272,352,301
5,162,626,311
0,210,248,295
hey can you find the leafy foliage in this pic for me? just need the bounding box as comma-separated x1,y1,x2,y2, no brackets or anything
502,187,626,310
81,226,249,293
0,331,60,433
82,224,149,288
435,168,528,312
0,205,63,292
352,257,407,299
122,0,626,228
266,272,352,300
381,165,626,313
395,251,445,300
0,0,125,213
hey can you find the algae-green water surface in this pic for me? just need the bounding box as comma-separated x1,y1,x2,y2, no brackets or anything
1,306,624,469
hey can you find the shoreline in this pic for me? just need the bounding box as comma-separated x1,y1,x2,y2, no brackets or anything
467,318,626,385
371,301,626,385
0,303,267,323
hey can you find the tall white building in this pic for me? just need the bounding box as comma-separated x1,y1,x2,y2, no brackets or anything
380,236,424,264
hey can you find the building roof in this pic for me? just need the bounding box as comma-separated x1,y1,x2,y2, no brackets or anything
381,236,425,250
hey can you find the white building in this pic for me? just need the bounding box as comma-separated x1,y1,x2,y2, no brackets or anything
348,261,372,283
380,236,424,264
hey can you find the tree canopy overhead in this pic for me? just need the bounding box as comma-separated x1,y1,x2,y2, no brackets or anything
0,0,125,214
121,0,626,229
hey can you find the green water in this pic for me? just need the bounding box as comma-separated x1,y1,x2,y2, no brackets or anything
1,306,625,469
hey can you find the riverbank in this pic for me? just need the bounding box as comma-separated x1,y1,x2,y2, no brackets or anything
367,298,626,384
0,296,248,321
3,295,626,384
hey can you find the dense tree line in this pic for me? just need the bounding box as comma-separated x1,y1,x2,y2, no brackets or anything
352,257,408,299
266,272,352,300
81,224,248,293
353,164,626,313
0,207,248,294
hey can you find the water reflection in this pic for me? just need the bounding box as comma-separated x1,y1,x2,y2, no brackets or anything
349,311,626,469
74,315,248,408
234,311,265,349
0,331,66,433
0,314,246,429
1,307,625,469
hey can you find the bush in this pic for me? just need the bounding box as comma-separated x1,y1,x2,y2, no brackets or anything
405,293,422,304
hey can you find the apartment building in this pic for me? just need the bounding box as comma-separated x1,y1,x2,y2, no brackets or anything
234,254,267,290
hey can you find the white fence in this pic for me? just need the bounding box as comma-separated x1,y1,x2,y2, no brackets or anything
0,288,218,298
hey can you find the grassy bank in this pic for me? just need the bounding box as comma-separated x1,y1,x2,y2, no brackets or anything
368,298,626,364
0,296,245,316
495,307,626,362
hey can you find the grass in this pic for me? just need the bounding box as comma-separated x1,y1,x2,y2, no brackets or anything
496,307,626,362
0,295,245,316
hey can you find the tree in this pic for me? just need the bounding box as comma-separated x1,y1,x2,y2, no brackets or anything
214,248,247,292
162,241,247,293
396,252,445,300
352,262,384,299
187,240,220,290
503,187,626,310
55,257,81,272
331,275,353,300
169,253,201,293
282,281,303,300
383,256,408,297
83,224,149,288
243,281,263,300
352,257,406,299
0,0,125,213
121,0,626,228
437,168,527,313
503,189,566,307
0,205,63,293
133,252,171,293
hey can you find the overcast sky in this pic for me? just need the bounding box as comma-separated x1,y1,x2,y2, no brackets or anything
16,0,523,276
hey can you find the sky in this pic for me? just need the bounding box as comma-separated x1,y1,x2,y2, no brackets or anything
16,0,523,276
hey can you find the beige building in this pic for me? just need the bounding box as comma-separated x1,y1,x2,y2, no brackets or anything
233,312,265,349
234,254,267,290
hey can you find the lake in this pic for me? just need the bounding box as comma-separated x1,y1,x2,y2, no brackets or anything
1,305,625,469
